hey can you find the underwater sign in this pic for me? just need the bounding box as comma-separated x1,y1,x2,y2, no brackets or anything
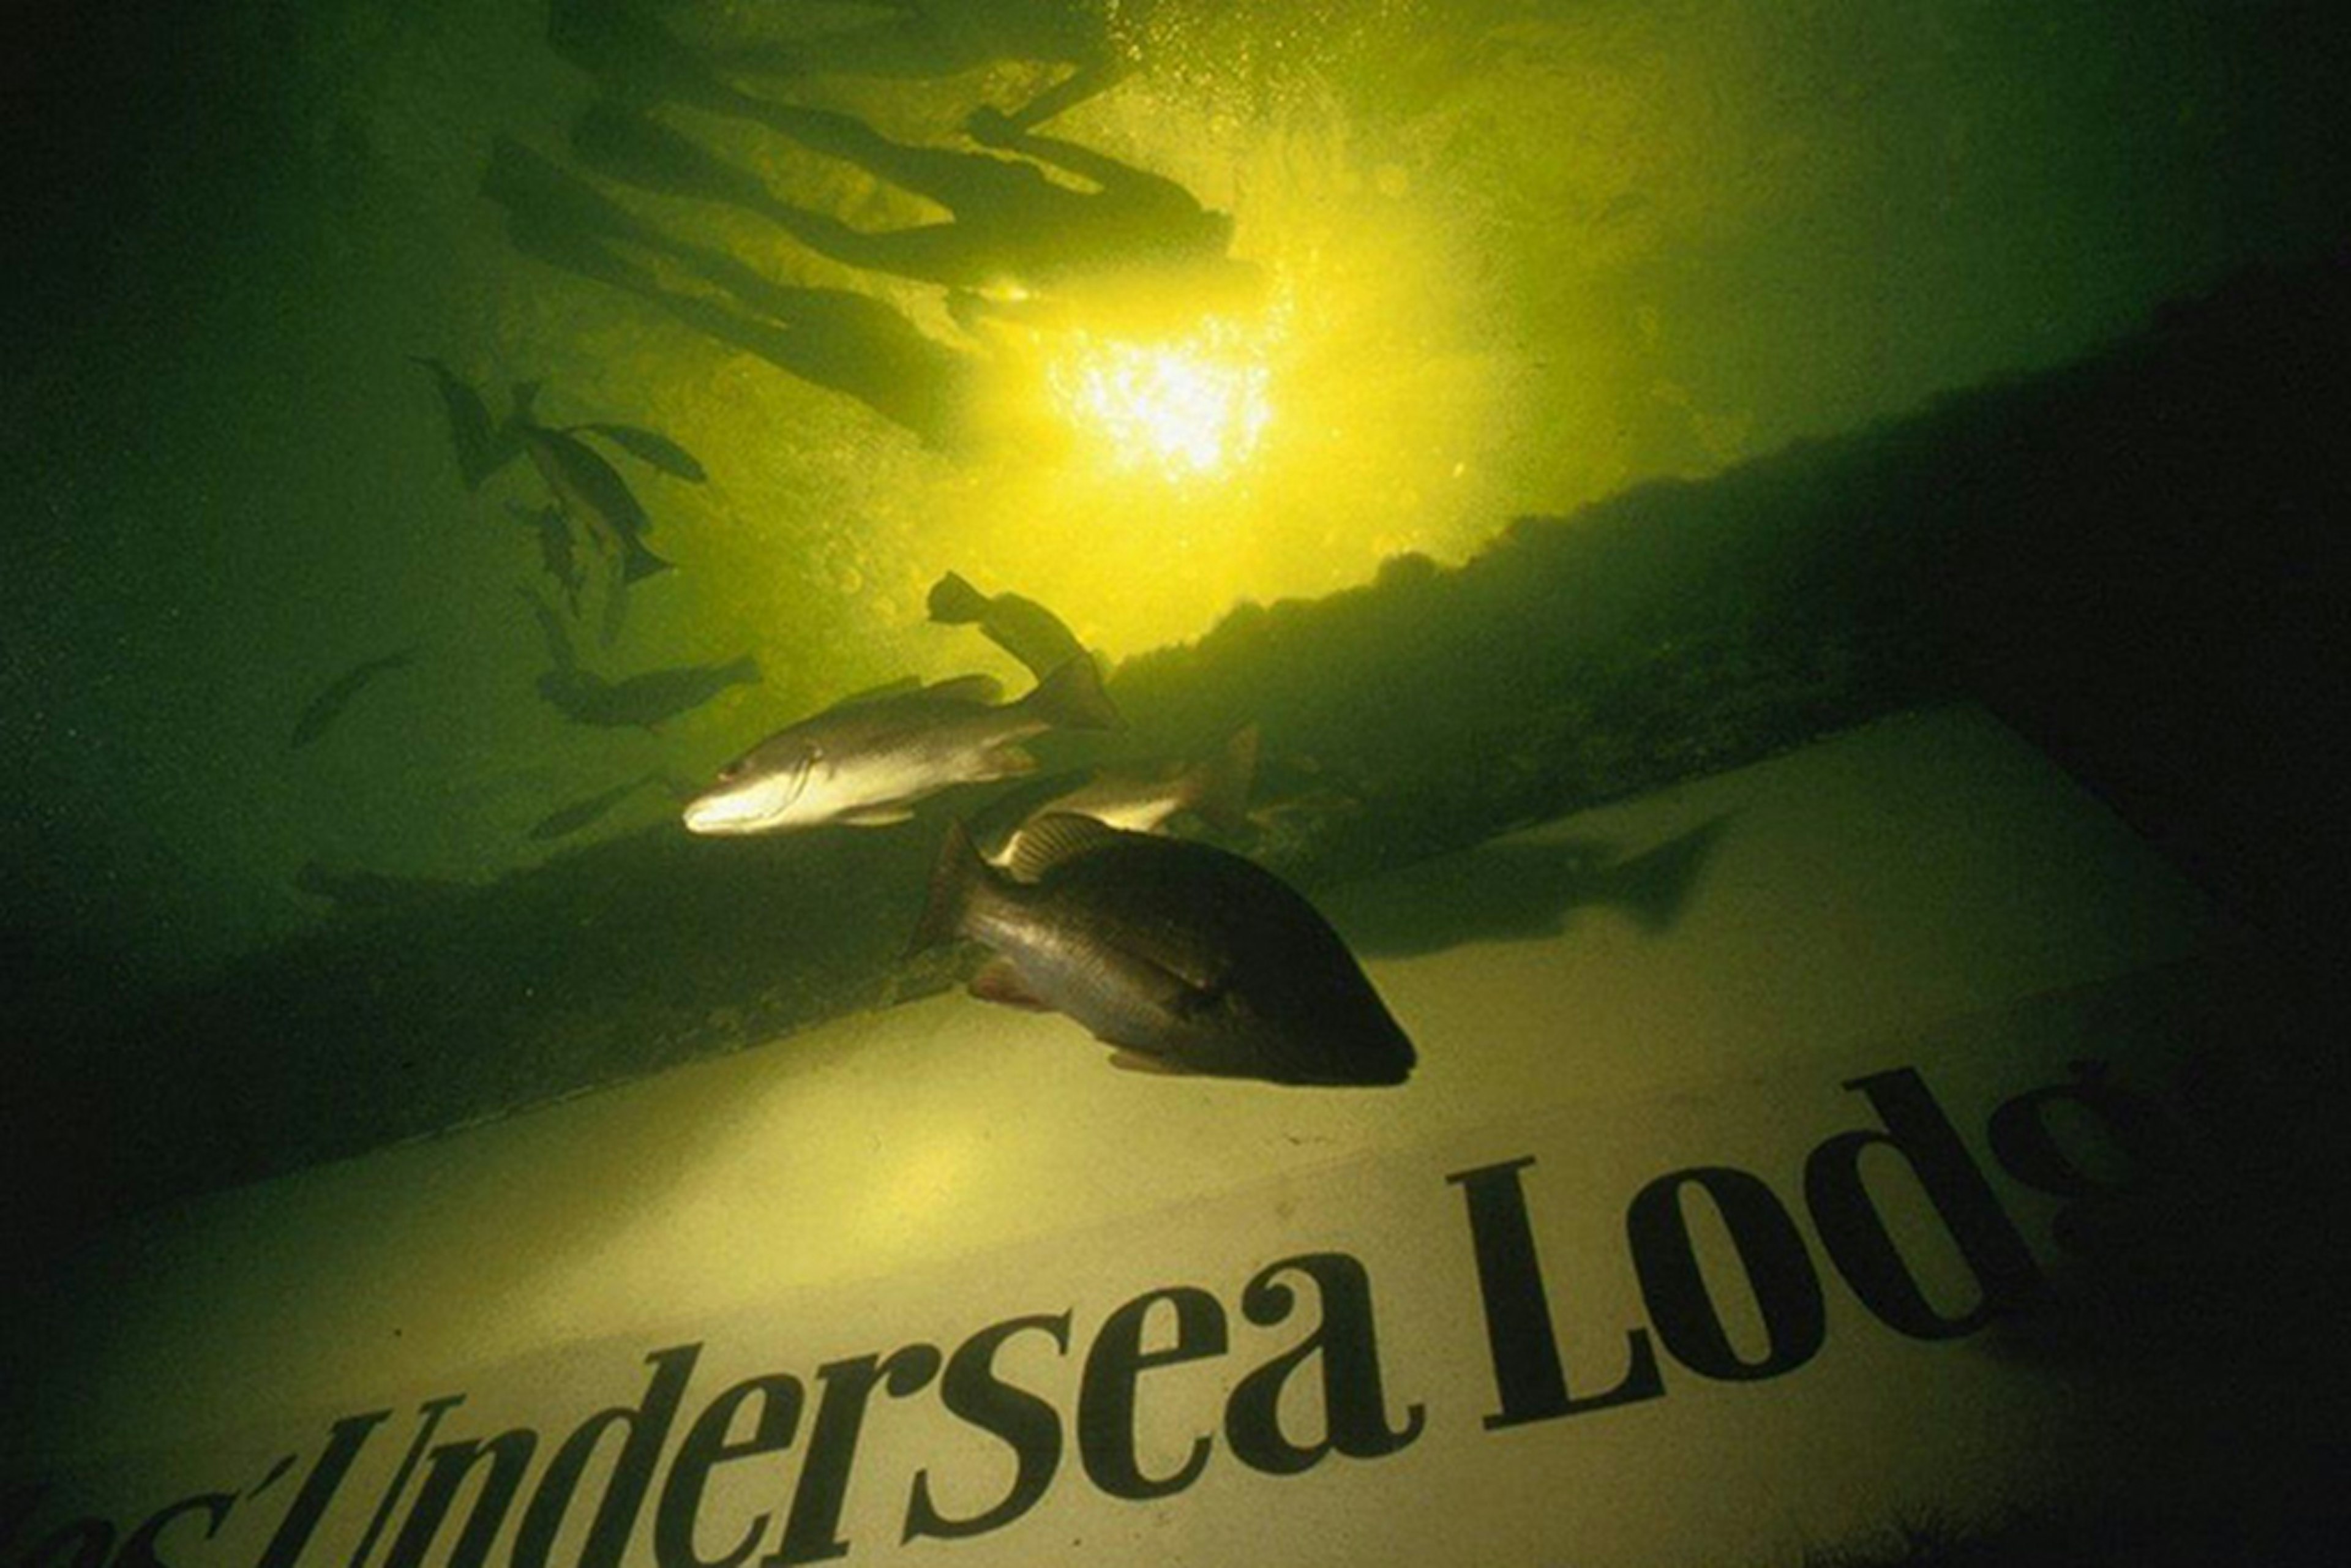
4,962,2226,1568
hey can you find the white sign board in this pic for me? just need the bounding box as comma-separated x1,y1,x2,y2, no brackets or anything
4,708,2272,1566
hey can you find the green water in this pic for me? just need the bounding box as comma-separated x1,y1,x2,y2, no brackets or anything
4,0,2344,996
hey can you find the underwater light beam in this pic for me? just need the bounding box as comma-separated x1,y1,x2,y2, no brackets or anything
1051,327,1275,481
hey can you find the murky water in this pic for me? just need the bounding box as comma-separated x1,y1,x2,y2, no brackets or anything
4,0,2340,1008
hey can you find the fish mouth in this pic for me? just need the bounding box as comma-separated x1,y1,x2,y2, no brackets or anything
681,789,773,835
681,755,810,835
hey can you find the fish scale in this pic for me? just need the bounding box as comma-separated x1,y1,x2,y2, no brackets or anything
912,816,1416,1087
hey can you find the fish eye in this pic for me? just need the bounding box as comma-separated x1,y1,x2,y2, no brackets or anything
718,757,748,781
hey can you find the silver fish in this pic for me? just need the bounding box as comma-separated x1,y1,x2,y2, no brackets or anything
972,723,1259,876
909,814,1416,1086
683,656,1122,835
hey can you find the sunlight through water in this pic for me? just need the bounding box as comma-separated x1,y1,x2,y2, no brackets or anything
1048,312,1280,481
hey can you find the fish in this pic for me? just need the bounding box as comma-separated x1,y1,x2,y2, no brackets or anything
571,99,771,212
518,584,577,675
412,358,506,489
289,646,419,749
971,723,1260,874
926,571,1089,683
511,501,587,615
413,361,538,487
527,772,670,841
537,653,761,730
519,422,674,587
908,814,1417,1086
293,860,467,915
571,422,708,483
683,655,1123,835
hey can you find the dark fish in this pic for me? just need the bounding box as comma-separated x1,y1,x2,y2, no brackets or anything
572,422,708,482
572,99,771,212
972,723,1261,874
926,570,1089,681
909,814,1416,1086
519,422,674,586
683,656,1121,834
411,358,504,489
293,861,467,914
518,585,576,675
527,772,667,841
537,653,761,730
289,647,419,749
511,501,587,615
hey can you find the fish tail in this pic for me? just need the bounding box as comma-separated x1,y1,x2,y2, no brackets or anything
907,819,985,956
1187,722,1261,833
1022,653,1123,732
926,571,990,625
622,536,675,583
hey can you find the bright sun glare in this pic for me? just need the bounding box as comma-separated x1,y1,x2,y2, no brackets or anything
1049,313,1277,481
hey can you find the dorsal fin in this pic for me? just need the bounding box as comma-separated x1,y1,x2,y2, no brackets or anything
1005,811,1122,883
923,672,1004,706
824,675,924,712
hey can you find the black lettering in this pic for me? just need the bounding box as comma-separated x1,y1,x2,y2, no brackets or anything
768,1347,940,1566
514,1343,698,1568
656,1375,804,1568
1627,1167,1825,1381
1077,1286,1227,1499
348,1396,463,1568
1989,1060,2190,1199
15,1520,108,1568
255,1408,391,1568
1448,1157,1665,1427
1805,1067,2050,1339
904,1314,1071,1542
381,1430,537,1568
115,1494,233,1568
1225,1252,1425,1474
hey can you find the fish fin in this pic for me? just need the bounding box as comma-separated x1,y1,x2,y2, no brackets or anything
599,555,629,646
826,674,924,711
518,586,576,673
969,958,1054,1012
621,535,674,583
983,743,1038,778
924,672,1003,706
412,358,500,489
926,570,991,625
1020,655,1122,732
1185,722,1261,833
1107,1049,1195,1076
838,806,915,827
572,422,710,482
1004,811,1119,882
906,819,986,955
481,384,541,478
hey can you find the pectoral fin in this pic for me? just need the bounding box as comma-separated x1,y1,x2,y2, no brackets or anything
981,743,1038,778
837,806,915,827
969,957,1055,1012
